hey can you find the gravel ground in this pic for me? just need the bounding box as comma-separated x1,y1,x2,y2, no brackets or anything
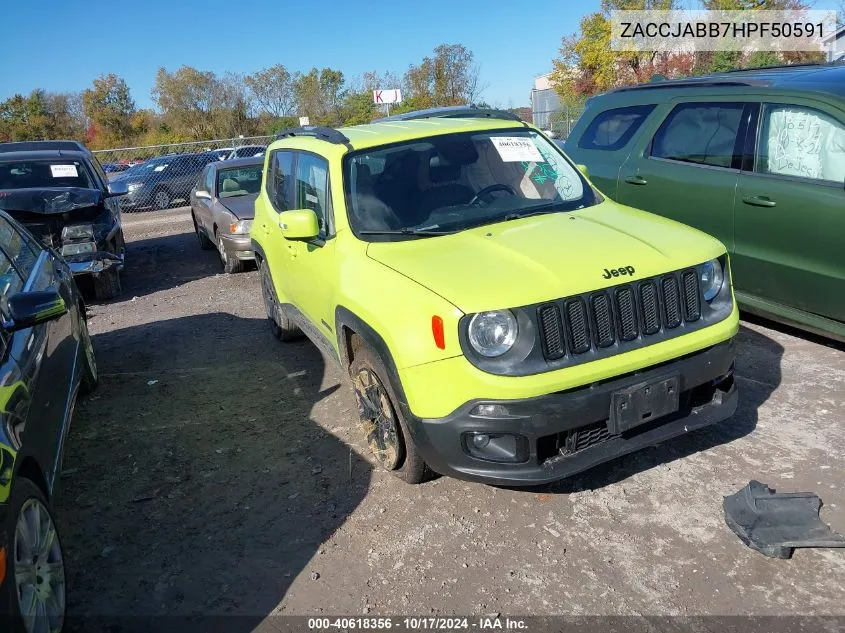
55,207,845,628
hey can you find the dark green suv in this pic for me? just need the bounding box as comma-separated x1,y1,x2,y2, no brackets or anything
564,63,845,342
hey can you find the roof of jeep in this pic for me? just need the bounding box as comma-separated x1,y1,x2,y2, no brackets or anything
269,117,530,154
603,63,845,100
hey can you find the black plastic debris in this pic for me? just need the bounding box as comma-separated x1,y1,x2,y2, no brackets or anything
724,480,845,558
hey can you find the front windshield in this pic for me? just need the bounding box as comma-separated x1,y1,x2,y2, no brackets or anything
130,158,170,174
217,165,262,197
0,159,95,190
344,129,599,239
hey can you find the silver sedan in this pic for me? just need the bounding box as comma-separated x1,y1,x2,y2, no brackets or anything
190,157,263,273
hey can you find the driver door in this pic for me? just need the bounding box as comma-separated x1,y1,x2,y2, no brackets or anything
284,152,337,338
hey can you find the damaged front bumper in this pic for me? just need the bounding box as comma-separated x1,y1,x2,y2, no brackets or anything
218,233,255,261
402,340,738,486
64,250,124,275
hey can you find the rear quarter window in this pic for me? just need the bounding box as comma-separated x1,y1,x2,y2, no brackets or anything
578,105,656,151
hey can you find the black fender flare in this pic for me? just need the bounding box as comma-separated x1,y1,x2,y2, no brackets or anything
334,305,409,408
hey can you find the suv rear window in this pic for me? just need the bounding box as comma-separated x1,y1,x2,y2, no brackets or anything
578,105,656,151
651,102,745,169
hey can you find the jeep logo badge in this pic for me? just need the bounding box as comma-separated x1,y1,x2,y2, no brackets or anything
603,266,636,279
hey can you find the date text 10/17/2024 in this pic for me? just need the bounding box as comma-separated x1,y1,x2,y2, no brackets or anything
307,616,529,630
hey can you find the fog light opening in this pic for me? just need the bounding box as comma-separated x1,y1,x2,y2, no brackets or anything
463,432,527,463
472,433,490,449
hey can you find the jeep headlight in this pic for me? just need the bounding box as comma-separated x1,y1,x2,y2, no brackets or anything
467,310,518,358
700,258,724,302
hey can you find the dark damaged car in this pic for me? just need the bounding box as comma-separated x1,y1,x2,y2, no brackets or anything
0,141,126,300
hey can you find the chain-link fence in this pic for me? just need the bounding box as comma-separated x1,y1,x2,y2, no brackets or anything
91,110,589,213
93,135,272,211
531,107,585,141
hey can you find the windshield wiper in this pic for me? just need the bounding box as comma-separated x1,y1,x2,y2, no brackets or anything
501,205,563,222
358,227,454,236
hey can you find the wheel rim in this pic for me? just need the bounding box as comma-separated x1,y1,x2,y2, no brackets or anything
14,498,65,633
154,191,169,208
81,317,97,381
217,236,228,268
354,368,401,469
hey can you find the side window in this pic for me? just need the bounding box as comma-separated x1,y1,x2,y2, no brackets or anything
267,151,295,212
578,104,656,151
0,246,25,320
294,153,330,236
756,104,845,183
89,157,109,189
651,102,746,169
0,216,39,281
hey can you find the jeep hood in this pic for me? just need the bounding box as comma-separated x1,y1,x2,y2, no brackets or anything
0,187,104,214
365,205,726,314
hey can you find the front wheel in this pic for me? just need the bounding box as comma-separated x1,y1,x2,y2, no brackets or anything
1,477,66,633
218,235,244,274
92,268,121,301
350,345,431,484
152,189,172,210
79,312,98,394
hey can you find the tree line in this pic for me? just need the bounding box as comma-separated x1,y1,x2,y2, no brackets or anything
550,0,829,110
0,44,487,150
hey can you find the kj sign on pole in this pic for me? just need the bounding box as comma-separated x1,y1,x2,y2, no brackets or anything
373,89,402,115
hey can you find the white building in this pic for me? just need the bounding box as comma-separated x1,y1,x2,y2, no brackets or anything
822,25,845,62
530,74,562,131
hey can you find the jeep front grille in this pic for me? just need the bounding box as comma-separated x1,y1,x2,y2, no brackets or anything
537,269,701,361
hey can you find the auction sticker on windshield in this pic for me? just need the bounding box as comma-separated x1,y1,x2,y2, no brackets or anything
491,136,544,163
50,164,78,178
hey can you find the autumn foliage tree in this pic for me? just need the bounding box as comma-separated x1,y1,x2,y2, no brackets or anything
552,0,823,103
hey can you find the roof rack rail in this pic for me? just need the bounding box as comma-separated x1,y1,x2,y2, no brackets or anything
611,79,768,93
374,104,523,123
274,126,350,146
721,61,841,73
0,140,90,154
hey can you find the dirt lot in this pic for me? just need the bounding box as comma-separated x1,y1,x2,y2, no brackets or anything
56,207,845,628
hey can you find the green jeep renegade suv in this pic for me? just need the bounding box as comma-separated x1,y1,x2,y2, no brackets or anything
251,107,738,486
564,63,845,342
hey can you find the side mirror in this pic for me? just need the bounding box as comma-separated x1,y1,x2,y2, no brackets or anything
106,180,129,197
3,290,68,332
576,164,590,178
278,209,320,240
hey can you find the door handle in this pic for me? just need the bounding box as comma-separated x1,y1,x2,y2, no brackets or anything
742,195,776,208
624,175,648,186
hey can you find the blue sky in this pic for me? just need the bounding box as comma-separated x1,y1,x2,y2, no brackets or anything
2,0,840,110
0,0,601,109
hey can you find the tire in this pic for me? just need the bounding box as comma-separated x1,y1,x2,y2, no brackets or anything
1,477,66,633
79,311,98,395
92,268,121,301
152,188,172,210
193,214,214,250
350,344,431,484
259,259,300,341
218,234,244,274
